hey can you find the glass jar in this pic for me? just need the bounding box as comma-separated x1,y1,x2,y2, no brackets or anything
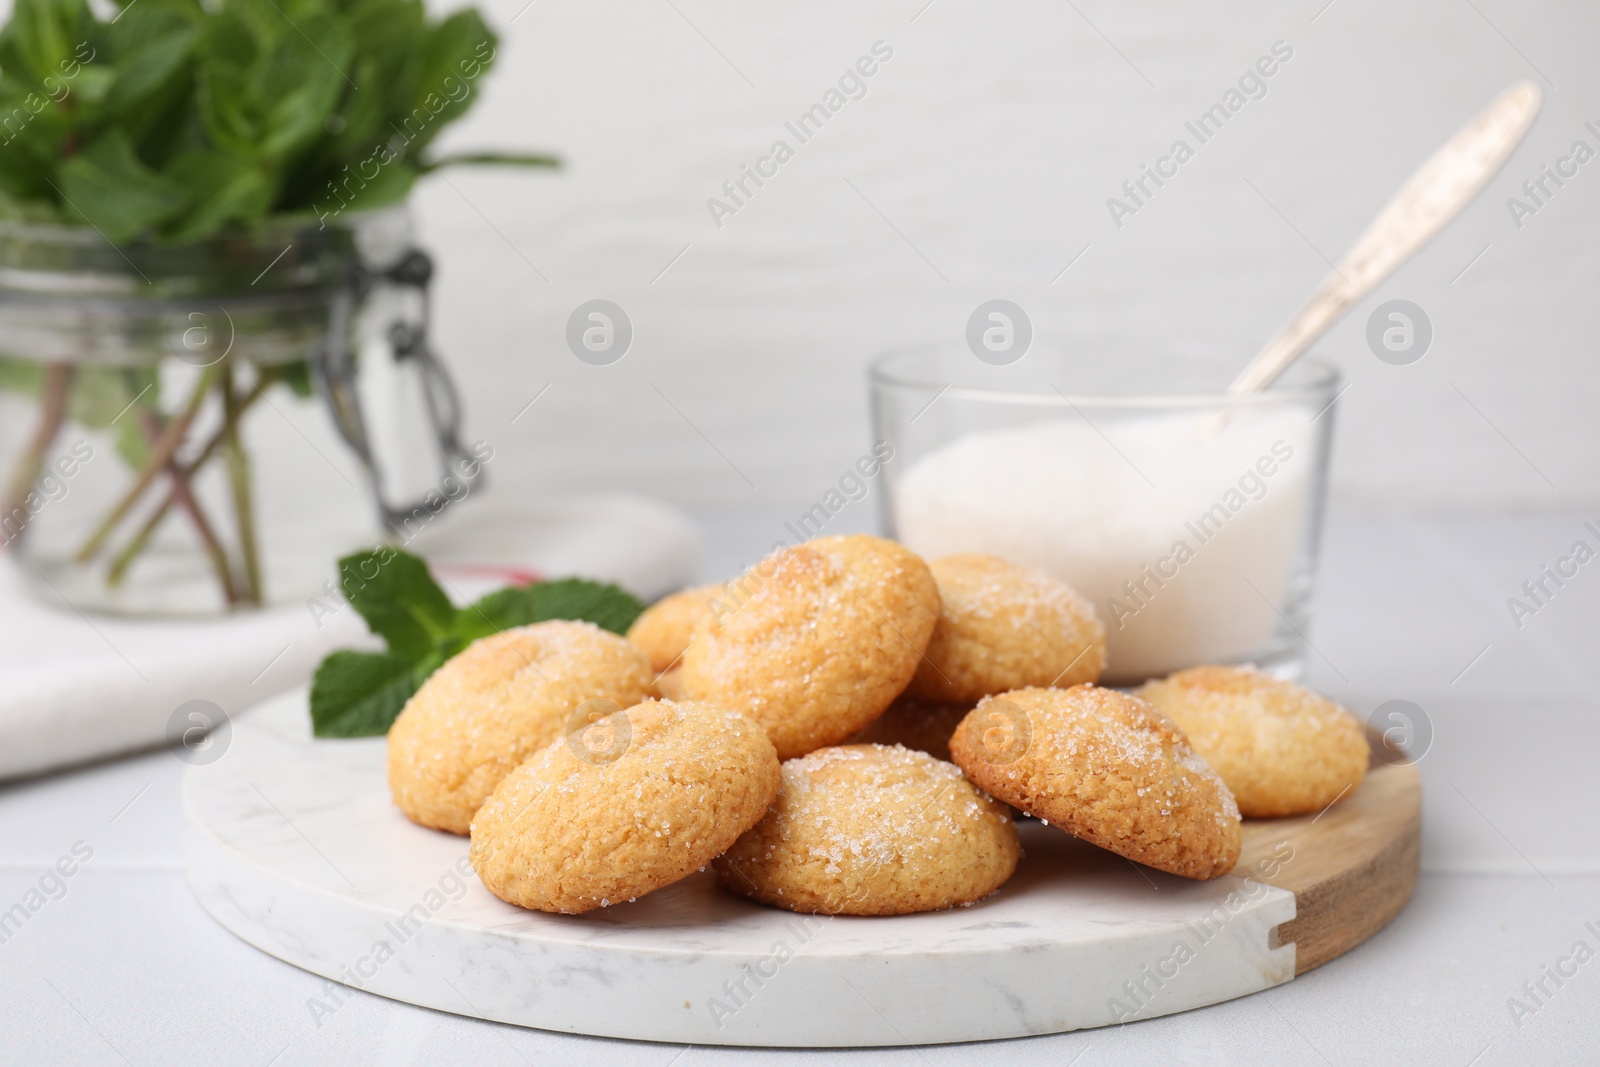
870,342,1340,685
0,210,478,615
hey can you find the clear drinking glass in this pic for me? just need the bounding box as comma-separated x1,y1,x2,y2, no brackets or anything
870,342,1340,686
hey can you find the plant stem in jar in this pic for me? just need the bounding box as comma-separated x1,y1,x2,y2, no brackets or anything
2,363,74,544
75,363,221,564
128,397,239,606
221,359,263,605
106,369,278,589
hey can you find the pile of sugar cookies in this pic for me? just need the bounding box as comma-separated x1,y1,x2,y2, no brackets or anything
385,534,1371,917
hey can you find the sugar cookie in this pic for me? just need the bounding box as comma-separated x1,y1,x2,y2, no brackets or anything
908,554,1105,703
681,535,940,759
387,620,654,835
716,744,1019,915
950,685,1240,879
655,666,687,700
625,583,721,674
847,695,971,763
470,700,780,914
1135,665,1369,817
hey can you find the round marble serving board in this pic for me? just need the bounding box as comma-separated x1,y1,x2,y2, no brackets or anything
183,689,1420,1047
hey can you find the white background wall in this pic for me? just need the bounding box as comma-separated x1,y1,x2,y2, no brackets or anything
416,0,1596,514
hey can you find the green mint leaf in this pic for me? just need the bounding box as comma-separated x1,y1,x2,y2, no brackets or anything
418,151,560,174
0,0,556,242
325,158,416,213
0,184,65,224
460,578,645,642
258,25,349,157
336,547,457,660
58,129,185,241
2,0,90,86
309,566,645,738
277,359,313,398
163,148,276,241
0,356,42,396
63,63,114,111
342,0,424,124
105,22,197,115
195,59,260,155
400,9,495,157
309,649,428,737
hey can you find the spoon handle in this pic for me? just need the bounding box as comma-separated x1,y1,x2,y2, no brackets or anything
1228,80,1542,396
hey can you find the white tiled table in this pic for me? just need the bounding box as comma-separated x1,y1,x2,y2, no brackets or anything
2,509,1596,1066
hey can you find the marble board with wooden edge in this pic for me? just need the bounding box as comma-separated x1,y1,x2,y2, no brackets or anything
183,690,1420,1047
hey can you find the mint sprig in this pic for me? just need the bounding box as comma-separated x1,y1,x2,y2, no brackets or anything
309,548,645,738
0,0,558,243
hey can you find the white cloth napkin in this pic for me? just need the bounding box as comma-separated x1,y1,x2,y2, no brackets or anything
0,494,699,781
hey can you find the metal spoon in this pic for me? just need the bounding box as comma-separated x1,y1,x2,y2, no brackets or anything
1228,80,1542,396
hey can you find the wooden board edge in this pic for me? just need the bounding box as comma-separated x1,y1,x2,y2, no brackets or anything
1287,810,1419,974
1237,757,1422,976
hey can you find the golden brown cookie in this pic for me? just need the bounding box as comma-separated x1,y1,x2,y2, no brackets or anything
715,744,1019,915
654,666,687,700
907,553,1106,703
470,700,780,914
387,621,655,835
680,534,940,759
847,695,972,763
625,583,721,675
950,685,1240,879
1135,665,1369,818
